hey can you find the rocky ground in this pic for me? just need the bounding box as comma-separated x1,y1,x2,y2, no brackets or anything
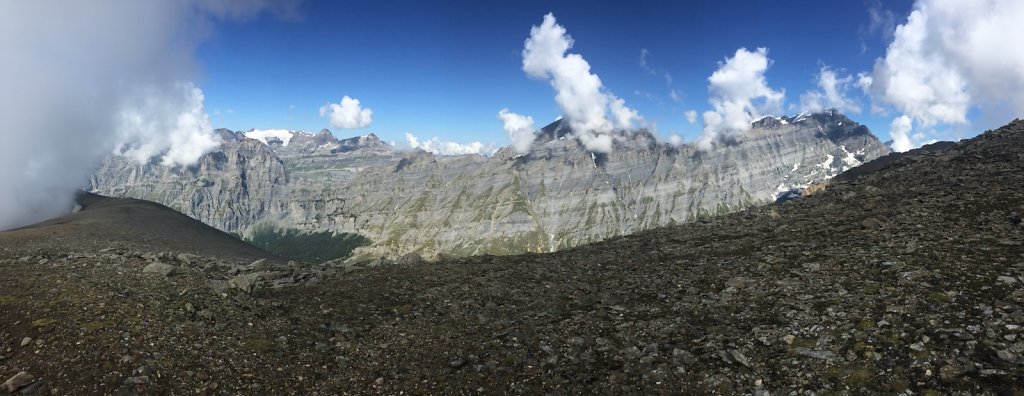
2,120,1024,394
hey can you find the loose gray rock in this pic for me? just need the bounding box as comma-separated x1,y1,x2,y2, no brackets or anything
795,348,839,362
142,262,177,277
861,217,884,229
727,349,752,368
229,272,266,294
398,253,424,266
1,371,34,393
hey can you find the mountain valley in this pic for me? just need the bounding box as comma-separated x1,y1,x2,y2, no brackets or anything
1,119,1022,393
91,111,890,260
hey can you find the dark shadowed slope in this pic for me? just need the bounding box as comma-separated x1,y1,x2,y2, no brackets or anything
1,192,281,264
833,140,959,183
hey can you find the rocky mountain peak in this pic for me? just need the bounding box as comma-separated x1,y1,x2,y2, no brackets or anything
313,129,336,145
92,111,891,259
335,132,389,153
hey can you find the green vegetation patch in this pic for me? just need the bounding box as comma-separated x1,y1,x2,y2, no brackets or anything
81,320,105,332
244,223,370,263
928,291,952,304
32,318,57,330
825,364,876,388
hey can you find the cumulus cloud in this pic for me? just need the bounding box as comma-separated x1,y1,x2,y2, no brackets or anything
887,115,937,153
669,89,681,103
497,109,536,154
115,82,220,167
0,1,284,230
667,133,684,147
684,110,698,124
405,133,497,156
695,47,785,150
320,95,373,129
800,66,862,114
888,115,915,152
609,97,643,129
522,13,643,153
863,0,1024,139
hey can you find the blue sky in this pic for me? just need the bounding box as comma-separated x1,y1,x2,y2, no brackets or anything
196,0,991,151
5,0,1020,230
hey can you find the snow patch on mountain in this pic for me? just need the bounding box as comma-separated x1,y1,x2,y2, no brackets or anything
245,129,295,146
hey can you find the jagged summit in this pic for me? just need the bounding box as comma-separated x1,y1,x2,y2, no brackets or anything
238,128,392,155
93,111,890,259
533,110,876,153
335,133,388,153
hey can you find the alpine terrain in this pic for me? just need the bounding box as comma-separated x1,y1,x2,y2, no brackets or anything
1,119,1022,394
90,110,890,259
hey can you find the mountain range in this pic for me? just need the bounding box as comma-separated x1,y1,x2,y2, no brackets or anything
5,117,1023,393
89,110,890,259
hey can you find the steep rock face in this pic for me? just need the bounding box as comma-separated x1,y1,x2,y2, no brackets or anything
329,111,889,258
90,110,890,259
90,132,289,233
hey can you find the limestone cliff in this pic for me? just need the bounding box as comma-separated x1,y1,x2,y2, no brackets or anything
90,110,890,259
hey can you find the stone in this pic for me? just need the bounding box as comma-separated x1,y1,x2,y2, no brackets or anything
251,259,270,271
672,348,697,365
229,272,267,294
996,349,1018,362
997,275,1018,284
142,262,177,277
795,348,839,362
20,337,31,347
1,371,34,393
727,349,752,368
175,253,198,265
725,277,748,289
398,253,424,266
860,217,884,229
123,376,150,385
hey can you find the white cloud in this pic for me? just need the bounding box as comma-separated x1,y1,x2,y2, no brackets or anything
800,66,862,114
320,95,373,129
696,47,785,150
497,109,536,154
888,115,939,152
405,133,497,156
864,0,1024,133
115,82,221,167
859,0,898,52
522,13,643,153
684,110,698,124
0,1,283,230
669,89,681,103
888,115,915,152
609,97,642,129
639,48,656,75
667,133,684,147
